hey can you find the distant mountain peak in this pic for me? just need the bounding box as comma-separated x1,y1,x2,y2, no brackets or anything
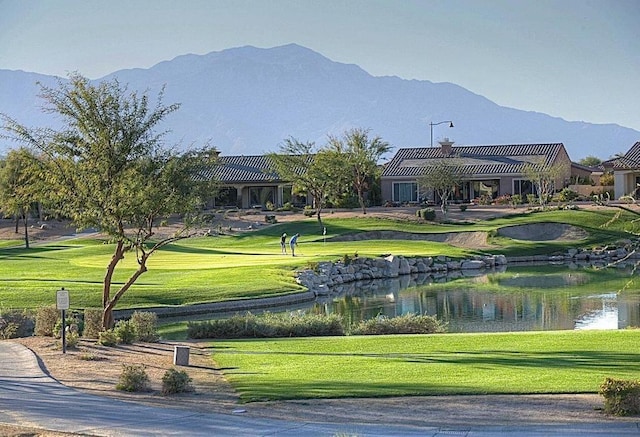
1,44,637,160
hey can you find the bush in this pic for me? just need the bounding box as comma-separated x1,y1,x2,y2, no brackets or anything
0,309,35,339
78,353,102,361
350,313,446,335
130,311,159,342
416,208,436,221
494,194,512,205
342,253,352,266
556,188,579,203
600,377,640,416
476,194,493,205
98,329,118,346
303,206,316,217
116,364,150,392
35,306,59,337
63,331,80,350
83,308,103,339
187,312,345,339
53,311,84,338
114,319,136,344
0,320,18,339
162,368,194,395
276,202,299,212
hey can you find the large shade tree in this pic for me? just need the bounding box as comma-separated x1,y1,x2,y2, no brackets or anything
2,74,218,328
327,128,391,214
0,147,45,248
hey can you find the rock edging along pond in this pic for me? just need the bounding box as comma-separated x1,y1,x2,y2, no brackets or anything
295,246,640,297
296,254,507,296
114,245,639,320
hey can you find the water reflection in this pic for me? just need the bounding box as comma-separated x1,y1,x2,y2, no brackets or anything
311,265,640,332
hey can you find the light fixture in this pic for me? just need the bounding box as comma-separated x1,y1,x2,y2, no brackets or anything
430,120,454,147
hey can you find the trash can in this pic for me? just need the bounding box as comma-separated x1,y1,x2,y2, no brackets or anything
173,346,190,366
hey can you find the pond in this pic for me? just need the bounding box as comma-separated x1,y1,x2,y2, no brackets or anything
307,263,640,332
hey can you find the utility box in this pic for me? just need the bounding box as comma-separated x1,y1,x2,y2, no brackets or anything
173,346,190,366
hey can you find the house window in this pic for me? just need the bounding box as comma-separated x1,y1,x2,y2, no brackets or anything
249,187,275,207
212,187,238,208
513,179,536,196
471,180,499,200
393,182,418,203
282,185,307,207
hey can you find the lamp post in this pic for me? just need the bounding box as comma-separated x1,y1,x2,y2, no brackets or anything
430,120,454,147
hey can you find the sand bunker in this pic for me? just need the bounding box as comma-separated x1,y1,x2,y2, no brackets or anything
329,231,490,248
497,223,587,241
328,222,587,249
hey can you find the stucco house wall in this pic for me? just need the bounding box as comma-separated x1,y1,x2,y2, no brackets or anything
602,141,640,199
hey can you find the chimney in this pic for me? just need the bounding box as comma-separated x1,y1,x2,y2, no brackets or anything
439,138,454,156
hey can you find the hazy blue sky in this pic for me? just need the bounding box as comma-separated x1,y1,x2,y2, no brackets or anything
1,0,638,132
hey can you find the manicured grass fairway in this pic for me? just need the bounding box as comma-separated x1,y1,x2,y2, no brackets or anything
212,330,640,402
0,208,637,309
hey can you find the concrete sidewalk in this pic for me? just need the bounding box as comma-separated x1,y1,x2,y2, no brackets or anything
1,341,638,436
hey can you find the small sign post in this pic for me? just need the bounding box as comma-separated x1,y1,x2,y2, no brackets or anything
56,288,70,354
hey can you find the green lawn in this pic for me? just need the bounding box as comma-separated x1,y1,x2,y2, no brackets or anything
0,207,636,309
211,329,640,402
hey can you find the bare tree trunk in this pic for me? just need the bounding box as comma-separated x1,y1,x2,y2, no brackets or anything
102,242,125,330
358,188,367,214
103,257,149,330
23,213,29,249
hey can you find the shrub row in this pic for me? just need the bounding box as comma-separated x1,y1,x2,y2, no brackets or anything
98,312,159,346
351,313,446,335
187,312,445,339
188,312,345,339
3,305,159,346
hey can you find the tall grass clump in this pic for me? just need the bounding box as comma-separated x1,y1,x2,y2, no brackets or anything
187,312,345,339
350,313,446,335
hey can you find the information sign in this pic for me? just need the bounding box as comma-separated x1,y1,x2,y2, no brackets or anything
56,288,70,310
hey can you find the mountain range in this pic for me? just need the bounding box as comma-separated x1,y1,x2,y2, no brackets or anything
1,43,637,161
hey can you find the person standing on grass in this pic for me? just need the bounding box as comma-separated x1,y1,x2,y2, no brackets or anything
280,233,287,254
289,233,299,256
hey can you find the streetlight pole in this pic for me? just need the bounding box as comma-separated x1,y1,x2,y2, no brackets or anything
430,120,454,147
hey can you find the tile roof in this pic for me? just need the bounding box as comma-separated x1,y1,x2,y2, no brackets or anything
199,155,281,183
602,142,640,170
381,143,566,178
570,162,601,173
